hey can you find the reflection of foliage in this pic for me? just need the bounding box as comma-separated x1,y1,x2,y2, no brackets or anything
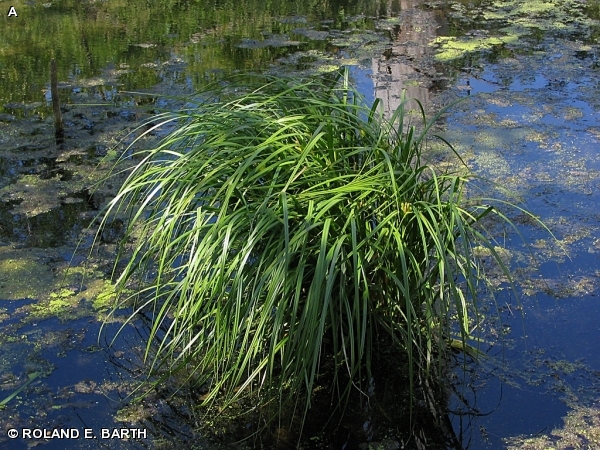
588,0,600,20
0,0,396,107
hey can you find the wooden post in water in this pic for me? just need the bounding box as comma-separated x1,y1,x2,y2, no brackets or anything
50,59,64,144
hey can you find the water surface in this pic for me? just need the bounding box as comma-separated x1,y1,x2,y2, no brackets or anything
2,0,600,449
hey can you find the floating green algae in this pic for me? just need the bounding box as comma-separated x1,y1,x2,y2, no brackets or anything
236,35,302,49
505,404,600,449
428,0,600,61
431,35,513,62
0,247,56,300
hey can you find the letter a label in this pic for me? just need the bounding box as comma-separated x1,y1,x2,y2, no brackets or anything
8,6,18,17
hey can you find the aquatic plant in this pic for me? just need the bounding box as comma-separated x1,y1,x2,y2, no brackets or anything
99,71,523,428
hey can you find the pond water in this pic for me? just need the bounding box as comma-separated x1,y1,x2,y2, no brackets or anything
1,0,600,449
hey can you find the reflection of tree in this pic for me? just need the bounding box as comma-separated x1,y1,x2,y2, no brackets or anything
370,0,440,118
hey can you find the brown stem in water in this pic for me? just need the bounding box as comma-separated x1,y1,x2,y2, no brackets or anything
50,59,64,144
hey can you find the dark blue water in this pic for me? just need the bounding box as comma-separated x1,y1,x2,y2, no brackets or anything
439,42,600,447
